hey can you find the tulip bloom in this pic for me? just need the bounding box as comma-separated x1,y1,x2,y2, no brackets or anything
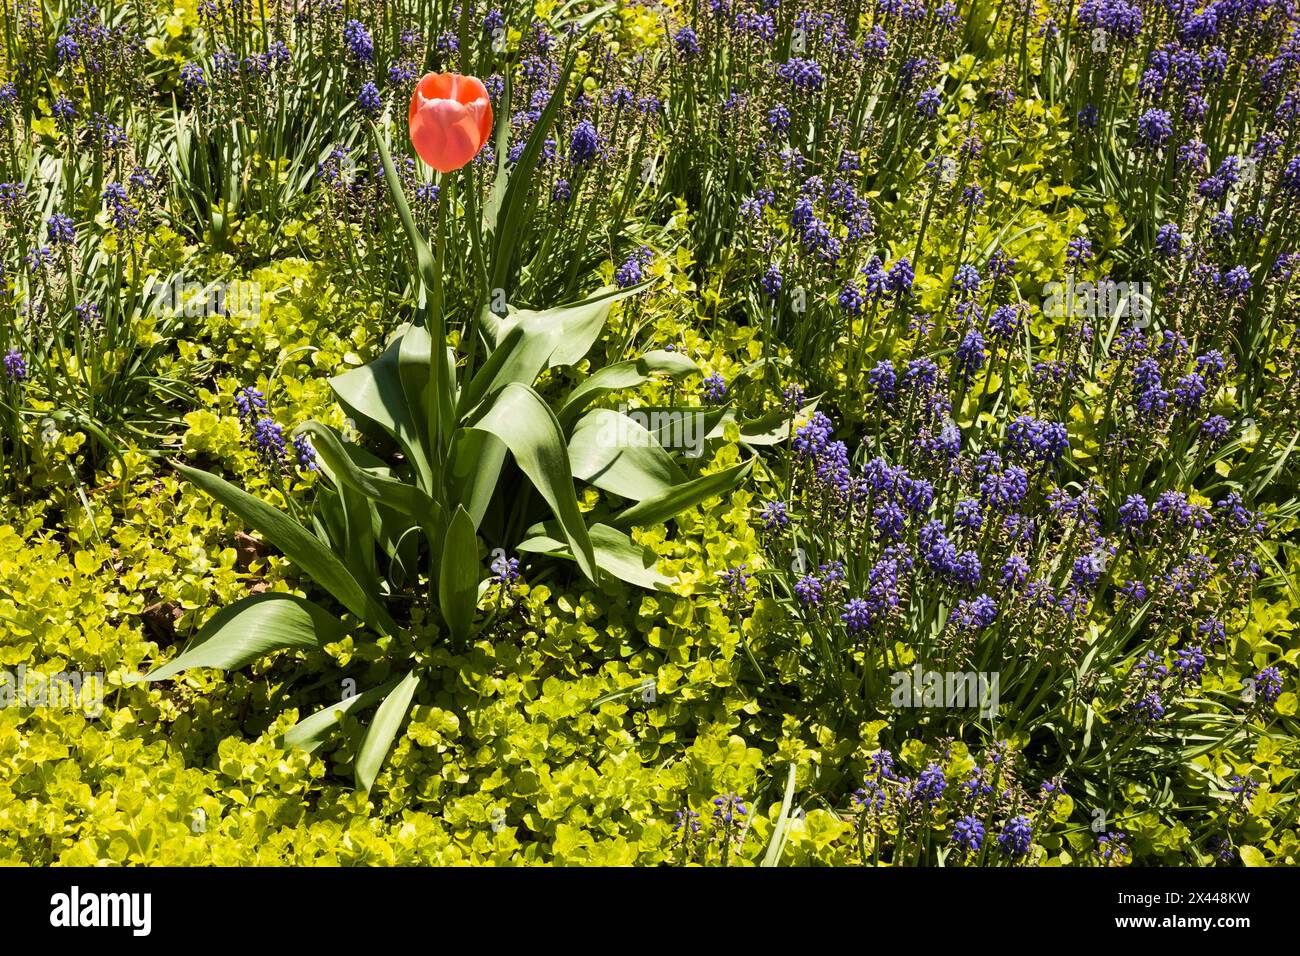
408,72,493,174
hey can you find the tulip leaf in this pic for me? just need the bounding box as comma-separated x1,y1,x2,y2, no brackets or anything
446,427,510,529
146,592,346,681
567,408,683,500
465,383,597,582
558,350,700,428
283,675,403,755
296,421,441,532
174,462,396,636
438,505,480,645
461,284,647,412
489,49,578,296
518,522,674,591
610,459,755,529
354,669,421,794
330,328,434,491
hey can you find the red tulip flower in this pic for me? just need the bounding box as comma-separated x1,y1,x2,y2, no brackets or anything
408,72,493,174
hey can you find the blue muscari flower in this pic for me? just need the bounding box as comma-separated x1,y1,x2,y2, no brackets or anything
1184,93,1209,123
761,264,783,300
1120,579,1147,603
739,188,774,219
851,257,885,301
766,101,790,135
292,433,317,471
1133,691,1165,724
902,357,940,394
1200,415,1230,442
702,373,727,403
1253,666,1283,707
863,25,889,58
838,281,864,315
46,213,75,246
1005,414,1068,464
1154,223,1182,256
888,258,914,296
997,815,1033,858
614,246,653,288
1071,550,1108,591
3,349,27,383
954,594,997,631
52,96,77,128
789,195,840,261
873,500,906,539
915,86,941,118
712,794,747,826
1281,154,1300,196
268,40,290,68
1078,0,1143,40
75,302,101,326
760,500,789,531
979,464,1028,513
25,246,53,272
1191,617,1224,650
776,57,825,92
234,386,268,423
840,598,872,636
343,19,374,65
735,9,777,41
673,26,700,58
388,60,419,87
794,574,824,606
102,182,138,231
952,815,985,853
934,420,962,458
867,359,896,401
952,264,981,296
551,178,571,203
999,554,1029,588
672,807,701,834
954,498,982,530
180,62,206,91
491,553,521,586
483,8,505,34
910,764,947,805
1228,775,1259,806
1136,108,1172,147
793,411,834,457
719,564,752,605
55,33,81,64
1175,646,1206,684
1177,139,1207,170
252,416,288,467
986,303,1022,341
1066,237,1093,267
356,82,382,117
1118,494,1149,529
954,328,986,382
1219,266,1251,298
569,120,599,165
901,476,934,514
1172,372,1207,412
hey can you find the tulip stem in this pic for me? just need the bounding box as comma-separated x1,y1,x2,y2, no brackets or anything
369,119,451,477
428,168,456,470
